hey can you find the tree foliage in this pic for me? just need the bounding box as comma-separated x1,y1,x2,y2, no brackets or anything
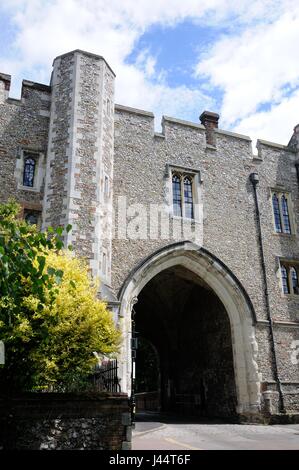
0,201,120,393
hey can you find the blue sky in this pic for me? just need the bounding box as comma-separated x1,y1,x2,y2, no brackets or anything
1,0,299,146
127,21,223,88
126,20,226,120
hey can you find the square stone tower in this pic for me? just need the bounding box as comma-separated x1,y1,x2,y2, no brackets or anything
43,50,115,284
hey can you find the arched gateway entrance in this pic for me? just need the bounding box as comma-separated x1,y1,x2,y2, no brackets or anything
118,242,261,418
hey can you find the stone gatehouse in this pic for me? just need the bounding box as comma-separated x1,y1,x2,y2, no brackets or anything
0,49,298,419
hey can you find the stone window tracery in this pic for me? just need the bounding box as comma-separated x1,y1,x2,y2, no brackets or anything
23,155,36,187
272,192,292,234
172,174,182,217
280,263,299,295
172,172,194,219
281,265,290,294
16,149,44,193
281,195,291,234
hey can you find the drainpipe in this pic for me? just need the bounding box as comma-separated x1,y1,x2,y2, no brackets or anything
130,297,138,427
250,172,285,414
295,163,299,185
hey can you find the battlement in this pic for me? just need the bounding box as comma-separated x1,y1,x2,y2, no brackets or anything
0,72,51,105
114,103,299,161
22,80,51,94
1,50,298,162
115,103,255,156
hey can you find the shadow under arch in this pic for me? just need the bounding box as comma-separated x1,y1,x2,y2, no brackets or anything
135,337,161,412
118,241,261,417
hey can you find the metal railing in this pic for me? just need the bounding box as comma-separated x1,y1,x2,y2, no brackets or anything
92,359,121,393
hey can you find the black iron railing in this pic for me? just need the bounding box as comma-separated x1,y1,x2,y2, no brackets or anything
92,359,121,393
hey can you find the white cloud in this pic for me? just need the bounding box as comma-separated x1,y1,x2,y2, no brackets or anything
1,0,299,138
234,89,299,148
195,2,299,142
1,0,220,126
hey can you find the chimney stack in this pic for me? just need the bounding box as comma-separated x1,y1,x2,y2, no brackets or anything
200,110,219,146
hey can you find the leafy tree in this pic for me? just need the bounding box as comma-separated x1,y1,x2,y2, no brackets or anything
0,201,120,393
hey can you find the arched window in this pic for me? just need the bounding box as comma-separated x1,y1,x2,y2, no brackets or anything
281,265,290,294
183,176,194,219
25,212,38,225
272,193,282,233
291,267,299,295
172,174,182,217
23,157,36,187
272,191,293,234
281,195,291,234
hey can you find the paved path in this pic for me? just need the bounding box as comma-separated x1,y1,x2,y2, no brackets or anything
133,419,299,450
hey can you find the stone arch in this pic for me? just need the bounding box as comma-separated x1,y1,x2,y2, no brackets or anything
118,241,261,416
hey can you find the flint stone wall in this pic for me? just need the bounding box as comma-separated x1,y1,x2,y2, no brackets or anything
0,393,131,450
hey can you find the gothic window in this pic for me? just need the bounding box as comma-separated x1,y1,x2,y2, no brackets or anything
280,264,299,295
17,150,44,192
272,194,282,233
281,265,289,294
172,174,182,217
291,267,299,295
272,192,293,234
281,195,291,234
172,172,194,219
184,176,194,219
23,155,36,187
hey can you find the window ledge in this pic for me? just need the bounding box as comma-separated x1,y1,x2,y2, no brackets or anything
281,294,299,300
273,232,296,239
171,215,201,224
18,185,40,193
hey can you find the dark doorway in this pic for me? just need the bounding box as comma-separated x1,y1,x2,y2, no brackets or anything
134,265,237,418
135,338,160,412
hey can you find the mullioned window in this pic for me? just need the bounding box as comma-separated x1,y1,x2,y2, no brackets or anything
280,263,299,295
272,192,292,234
172,173,194,219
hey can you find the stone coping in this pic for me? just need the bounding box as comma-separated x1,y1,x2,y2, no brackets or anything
0,72,11,82
22,80,51,93
257,138,296,152
52,49,116,77
215,128,251,141
162,115,205,130
115,103,154,118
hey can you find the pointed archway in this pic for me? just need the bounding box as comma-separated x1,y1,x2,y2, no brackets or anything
118,242,261,417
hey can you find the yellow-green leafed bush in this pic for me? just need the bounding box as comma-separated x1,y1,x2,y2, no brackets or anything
26,251,121,390
0,201,120,392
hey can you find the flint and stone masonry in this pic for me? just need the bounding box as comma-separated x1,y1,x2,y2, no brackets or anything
0,49,298,419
